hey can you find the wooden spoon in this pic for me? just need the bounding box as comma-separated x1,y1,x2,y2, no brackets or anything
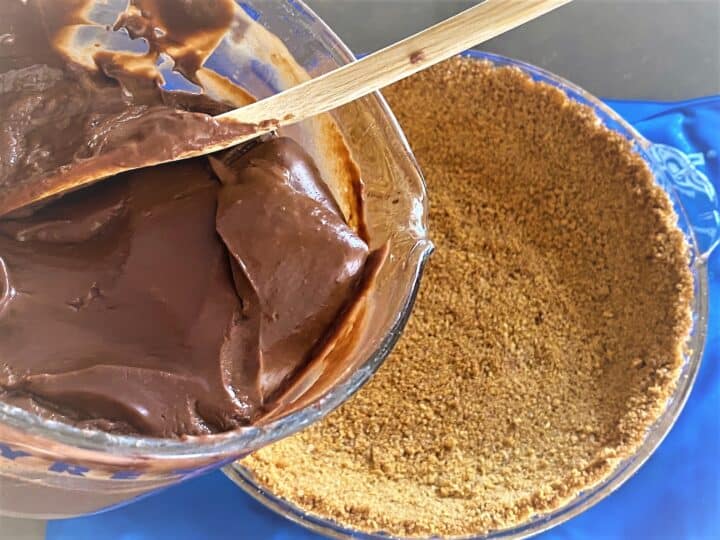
0,0,572,215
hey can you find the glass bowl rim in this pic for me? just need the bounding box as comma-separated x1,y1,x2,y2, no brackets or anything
225,49,711,540
0,0,433,460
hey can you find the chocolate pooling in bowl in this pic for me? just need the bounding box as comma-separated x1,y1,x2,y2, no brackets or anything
0,0,383,438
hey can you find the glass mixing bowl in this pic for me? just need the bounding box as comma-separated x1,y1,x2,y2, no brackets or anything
225,49,720,539
0,0,431,518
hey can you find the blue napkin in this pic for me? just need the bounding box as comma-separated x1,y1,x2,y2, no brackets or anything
48,96,720,540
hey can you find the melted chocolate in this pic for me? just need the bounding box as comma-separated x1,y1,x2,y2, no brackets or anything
0,0,256,216
114,0,240,81
0,0,376,438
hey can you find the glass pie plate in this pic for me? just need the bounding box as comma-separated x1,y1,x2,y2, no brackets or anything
224,23,720,540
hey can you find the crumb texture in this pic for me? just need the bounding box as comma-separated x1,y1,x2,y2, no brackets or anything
243,58,693,538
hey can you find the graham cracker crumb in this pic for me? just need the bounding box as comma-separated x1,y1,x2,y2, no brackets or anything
243,57,694,538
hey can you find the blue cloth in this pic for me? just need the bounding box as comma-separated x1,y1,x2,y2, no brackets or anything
48,96,720,540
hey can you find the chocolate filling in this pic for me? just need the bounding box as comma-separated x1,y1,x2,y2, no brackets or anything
0,0,379,438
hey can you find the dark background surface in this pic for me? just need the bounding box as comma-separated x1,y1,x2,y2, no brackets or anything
306,0,720,100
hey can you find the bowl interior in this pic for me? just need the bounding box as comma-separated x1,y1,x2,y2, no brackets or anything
0,0,431,461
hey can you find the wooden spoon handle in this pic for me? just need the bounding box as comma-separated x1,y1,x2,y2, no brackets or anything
218,0,573,131
0,0,573,216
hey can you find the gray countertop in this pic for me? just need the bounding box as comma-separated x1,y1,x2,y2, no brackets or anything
307,0,720,100
1,1,718,539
